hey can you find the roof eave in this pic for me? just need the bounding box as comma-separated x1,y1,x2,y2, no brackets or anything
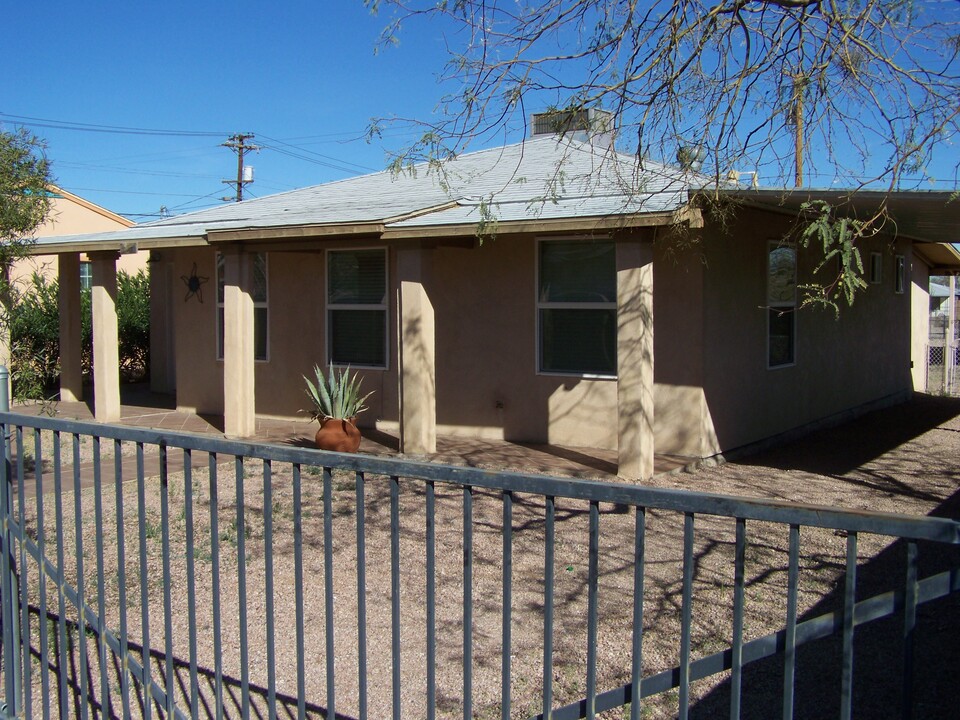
381,210,683,240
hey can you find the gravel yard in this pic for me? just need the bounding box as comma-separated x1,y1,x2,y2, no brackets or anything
9,394,960,719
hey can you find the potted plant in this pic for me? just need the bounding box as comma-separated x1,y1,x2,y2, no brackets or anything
303,365,373,453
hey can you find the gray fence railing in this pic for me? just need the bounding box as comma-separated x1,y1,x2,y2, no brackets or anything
0,407,958,719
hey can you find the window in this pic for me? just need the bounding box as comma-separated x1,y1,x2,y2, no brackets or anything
768,242,796,368
869,252,882,284
79,261,92,290
894,255,905,294
327,248,388,368
538,239,616,376
217,252,268,361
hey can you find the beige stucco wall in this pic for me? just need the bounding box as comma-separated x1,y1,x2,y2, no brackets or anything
163,213,916,458
700,207,914,454
910,257,931,391
12,191,144,286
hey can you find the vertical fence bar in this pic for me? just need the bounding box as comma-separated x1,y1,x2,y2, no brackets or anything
15,428,31,719
92,437,111,718
53,432,69,719
356,471,368,720
73,433,90,720
840,532,858,720
542,495,555,720
264,459,278,719
902,540,918,720
501,490,513,720
235,455,251,718
783,524,800,720
292,464,306,720
585,500,600,720
730,517,747,720
322,467,336,719
390,475,401,720
183,450,200,717
159,445,176,717
463,485,473,720
426,479,436,720
678,512,694,720
208,453,224,720
33,428,50,720
0,418,20,717
0,370,13,714
136,443,153,720
114,439,131,719
629,506,646,720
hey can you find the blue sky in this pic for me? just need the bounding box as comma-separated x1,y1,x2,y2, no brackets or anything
3,1,958,222
2,1,479,220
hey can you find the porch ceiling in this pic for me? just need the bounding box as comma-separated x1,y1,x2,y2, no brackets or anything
720,188,960,268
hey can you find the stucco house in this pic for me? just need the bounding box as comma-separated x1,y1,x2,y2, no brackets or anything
11,185,141,287
27,123,960,479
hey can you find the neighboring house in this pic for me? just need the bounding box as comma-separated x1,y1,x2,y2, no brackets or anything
28,121,960,478
11,185,142,289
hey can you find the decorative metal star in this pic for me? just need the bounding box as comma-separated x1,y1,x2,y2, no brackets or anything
181,263,210,303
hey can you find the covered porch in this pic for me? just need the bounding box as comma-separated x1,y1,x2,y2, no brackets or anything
12,384,690,482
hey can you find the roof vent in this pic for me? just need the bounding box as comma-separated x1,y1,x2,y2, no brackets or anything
530,108,614,147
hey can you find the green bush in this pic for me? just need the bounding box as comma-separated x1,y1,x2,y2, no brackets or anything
10,268,151,400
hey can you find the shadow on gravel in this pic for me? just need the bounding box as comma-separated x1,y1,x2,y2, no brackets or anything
688,493,960,719
735,394,960,478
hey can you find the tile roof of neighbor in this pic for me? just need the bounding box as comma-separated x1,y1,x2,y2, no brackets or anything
30,135,694,250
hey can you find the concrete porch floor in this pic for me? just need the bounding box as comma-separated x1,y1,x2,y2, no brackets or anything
11,384,691,480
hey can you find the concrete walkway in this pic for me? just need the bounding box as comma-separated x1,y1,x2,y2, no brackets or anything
6,385,690,495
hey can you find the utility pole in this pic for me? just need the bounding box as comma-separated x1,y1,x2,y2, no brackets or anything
789,72,805,188
222,133,259,202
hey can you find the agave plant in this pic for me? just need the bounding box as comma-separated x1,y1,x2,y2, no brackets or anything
303,365,373,422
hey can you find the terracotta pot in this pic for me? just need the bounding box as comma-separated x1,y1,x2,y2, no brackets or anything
314,417,362,453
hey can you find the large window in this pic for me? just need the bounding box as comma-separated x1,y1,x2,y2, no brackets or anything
327,248,388,368
217,252,268,361
538,239,617,376
767,242,797,368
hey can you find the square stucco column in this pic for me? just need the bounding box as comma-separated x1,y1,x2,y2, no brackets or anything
58,253,84,402
222,251,256,438
90,252,121,422
397,247,436,454
616,240,655,480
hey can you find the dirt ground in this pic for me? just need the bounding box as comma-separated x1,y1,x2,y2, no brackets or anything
8,393,960,719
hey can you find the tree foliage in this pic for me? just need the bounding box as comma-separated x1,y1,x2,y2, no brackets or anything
10,270,151,400
0,128,52,265
366,0,960,307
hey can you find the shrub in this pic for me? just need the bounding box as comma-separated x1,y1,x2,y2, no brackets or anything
9,268,150,400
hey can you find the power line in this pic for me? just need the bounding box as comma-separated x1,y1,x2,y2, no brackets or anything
0,112,227,137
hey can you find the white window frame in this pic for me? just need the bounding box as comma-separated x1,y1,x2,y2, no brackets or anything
216,252,269,362
535,237,617,379
894,254,905,294
767,240,797,369
326,247,389,370
79,261,93,291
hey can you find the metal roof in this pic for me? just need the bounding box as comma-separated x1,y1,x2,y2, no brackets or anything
31,136,694,252
28,137,960,266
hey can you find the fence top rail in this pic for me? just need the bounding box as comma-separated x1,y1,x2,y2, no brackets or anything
2,412,958,544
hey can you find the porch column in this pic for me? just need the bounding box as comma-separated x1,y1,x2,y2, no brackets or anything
397,247,436,454
222,250,256,438
58,253,84,402
616,240,655,480
90,252,121,422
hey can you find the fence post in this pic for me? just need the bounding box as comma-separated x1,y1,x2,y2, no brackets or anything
0,366,20,717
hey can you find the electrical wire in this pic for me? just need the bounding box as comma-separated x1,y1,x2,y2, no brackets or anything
0,112,227,137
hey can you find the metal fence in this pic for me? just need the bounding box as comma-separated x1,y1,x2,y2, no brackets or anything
0,409,958,719
926,341,960,396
